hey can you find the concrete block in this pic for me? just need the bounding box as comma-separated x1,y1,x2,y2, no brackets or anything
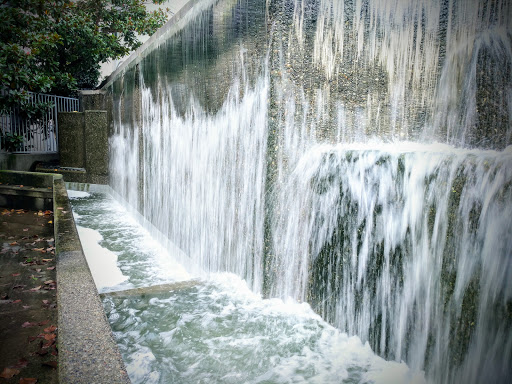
84,111,109,177
58,112,85,168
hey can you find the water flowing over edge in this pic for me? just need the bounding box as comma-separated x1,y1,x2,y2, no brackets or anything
107,0,512,382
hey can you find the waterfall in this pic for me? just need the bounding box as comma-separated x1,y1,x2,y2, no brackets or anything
107,0,512,382
269,142,512,382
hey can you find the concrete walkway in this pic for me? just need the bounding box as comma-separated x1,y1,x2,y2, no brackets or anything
0,171,130,384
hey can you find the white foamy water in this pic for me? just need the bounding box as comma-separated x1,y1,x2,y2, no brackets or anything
76,225,128,290
68,192,190,293
70,191,426,384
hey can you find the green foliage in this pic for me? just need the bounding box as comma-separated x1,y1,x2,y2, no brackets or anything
1,131,25,152
0,0,169,112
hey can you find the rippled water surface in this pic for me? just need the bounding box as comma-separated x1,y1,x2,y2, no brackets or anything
69,191,425,384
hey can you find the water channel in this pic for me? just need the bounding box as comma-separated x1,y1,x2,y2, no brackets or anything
69,190,426,383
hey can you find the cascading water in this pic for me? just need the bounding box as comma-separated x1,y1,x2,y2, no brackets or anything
269,143,512,383
106,0,512,382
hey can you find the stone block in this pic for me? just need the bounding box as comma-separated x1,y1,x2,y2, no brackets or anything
58,112,85,168
84,111,108,177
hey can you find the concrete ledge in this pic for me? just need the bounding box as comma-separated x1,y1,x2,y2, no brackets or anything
54,178,130,384
0,170,55,210
0,152,59,171
0,169,56,188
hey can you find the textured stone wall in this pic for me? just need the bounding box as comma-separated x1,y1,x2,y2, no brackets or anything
58,111,109,184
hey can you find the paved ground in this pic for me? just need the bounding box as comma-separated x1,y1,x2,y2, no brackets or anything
0,208,58,384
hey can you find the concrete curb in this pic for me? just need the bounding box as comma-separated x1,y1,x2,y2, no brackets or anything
54,178,131,383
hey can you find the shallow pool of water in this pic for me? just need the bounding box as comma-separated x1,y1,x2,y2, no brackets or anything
69,191,425,384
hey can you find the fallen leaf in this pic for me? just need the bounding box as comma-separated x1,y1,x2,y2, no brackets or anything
44,325,57,333
9,241,18,246
13,358,28,369
22,322,37,328
30,286,42,291
43,333,56,341
42,361,57,369
38,320,49,326
13,285,25,289
12,273,21,276
42,340,55,349
23,228,29,232
43,280,55,285
20,378,37,384
23,305,30,309
42,300,49,305
12,299,22,304
46,267,55,271
47,221,52,224
41,259,52,263
0,367,20,378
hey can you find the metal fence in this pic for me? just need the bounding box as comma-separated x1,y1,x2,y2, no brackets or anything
0,91,80,153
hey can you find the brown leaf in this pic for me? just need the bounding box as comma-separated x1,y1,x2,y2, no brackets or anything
20,378,38,384
43,333,56,341
42,300,49,305
13,285,25,289
12,299,22,304
46,266,55,271
0,367,20,378
35,269,42,273
44,325,57,333
23,228,29,232
22,322,37,328
38,320,49,326
12,273,21,277
41,259,52,263
42,340,55,349
43,280,55,285
30,286,42,291
13,358,28,369
42,361,57,369
9,241,19,246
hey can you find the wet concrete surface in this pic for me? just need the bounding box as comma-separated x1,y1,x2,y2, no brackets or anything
0,208,58,383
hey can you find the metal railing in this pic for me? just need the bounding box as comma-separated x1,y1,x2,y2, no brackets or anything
0,91,80,153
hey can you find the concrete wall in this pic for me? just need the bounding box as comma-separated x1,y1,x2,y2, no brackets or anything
0,153,59,171
58,110,109,184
